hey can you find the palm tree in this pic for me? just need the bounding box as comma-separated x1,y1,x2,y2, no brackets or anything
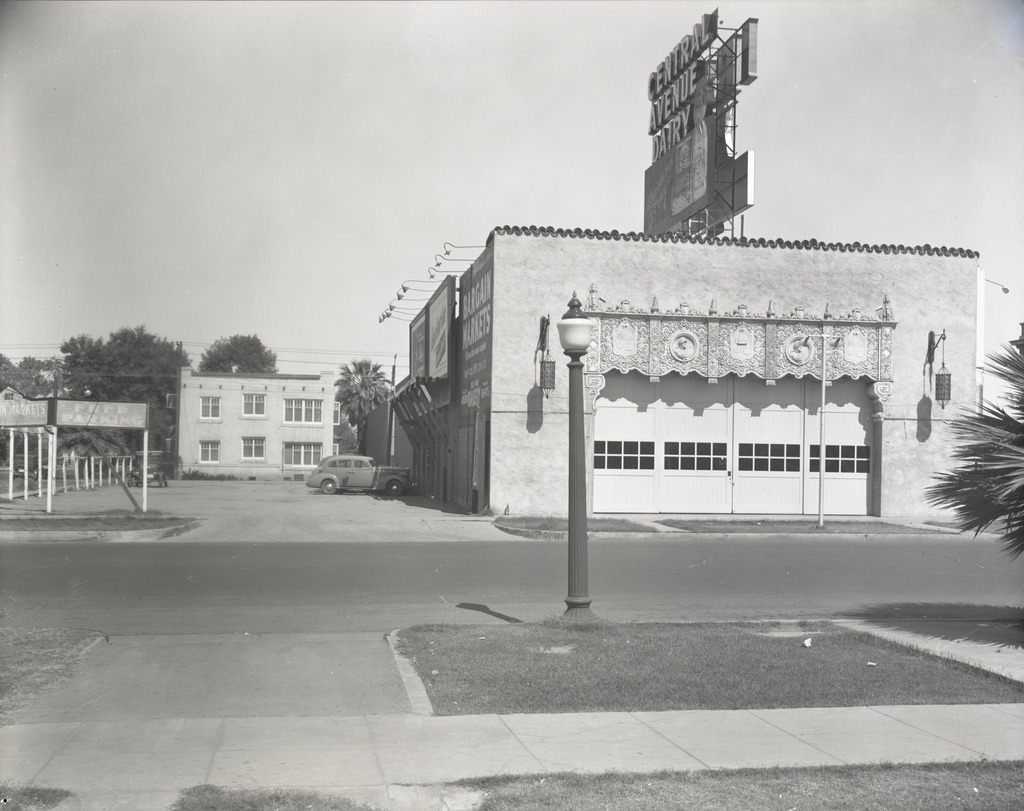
335,360,391,455
926,346,1024,559
58,427,131,459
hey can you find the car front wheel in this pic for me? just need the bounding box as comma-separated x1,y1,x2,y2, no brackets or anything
384,479,405,497
320,479,338,495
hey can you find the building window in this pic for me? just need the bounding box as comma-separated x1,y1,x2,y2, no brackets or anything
284,398,322,423
738,443,801,473
665,441,728,471
333,401,342,426
243,393,266,416
242,437,265,460
593,440,655,470
810,445,870,473
283,442,322,466
199,441,220,463
200,396,221,419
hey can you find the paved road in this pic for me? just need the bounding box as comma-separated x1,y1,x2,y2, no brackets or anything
2,480,1021,738
2,535,1021,634
3,480,1023,633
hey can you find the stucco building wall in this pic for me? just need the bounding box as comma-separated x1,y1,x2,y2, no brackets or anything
483,230,978,518
178,369,336,480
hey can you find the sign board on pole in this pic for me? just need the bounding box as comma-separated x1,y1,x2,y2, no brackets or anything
0,399,49,427
49,400,149,429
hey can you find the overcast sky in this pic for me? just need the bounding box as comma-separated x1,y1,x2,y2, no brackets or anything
1,0,1021,384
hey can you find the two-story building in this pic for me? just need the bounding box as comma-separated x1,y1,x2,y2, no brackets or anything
177,369,336,480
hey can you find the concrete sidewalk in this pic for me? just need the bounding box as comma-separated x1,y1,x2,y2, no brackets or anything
3,485,1020,809
3,622,1020,810
2,704,1023,810
3,620,1023,810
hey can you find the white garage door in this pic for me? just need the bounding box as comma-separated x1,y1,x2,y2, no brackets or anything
592,372,871,515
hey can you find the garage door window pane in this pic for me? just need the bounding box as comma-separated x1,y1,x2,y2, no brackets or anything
595,439,655,472
810,445,869,474
666,440,727,473
739,442,800,473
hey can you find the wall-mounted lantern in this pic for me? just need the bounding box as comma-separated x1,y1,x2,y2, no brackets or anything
935,363,951,408
926,329,951,409
539,351,556,394
537,314,557,395
935,358,951,409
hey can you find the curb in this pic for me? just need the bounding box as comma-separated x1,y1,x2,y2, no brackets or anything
0,520,199,543
836,619,1024,684
493,524,565,540
385,628,434,716
491,524,985,543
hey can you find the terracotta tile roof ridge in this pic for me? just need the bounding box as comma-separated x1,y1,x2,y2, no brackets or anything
490,225,979,258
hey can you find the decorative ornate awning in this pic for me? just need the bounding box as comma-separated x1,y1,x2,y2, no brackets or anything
582,290,897,384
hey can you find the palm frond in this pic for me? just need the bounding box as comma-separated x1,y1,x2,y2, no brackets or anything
926,345,1024,559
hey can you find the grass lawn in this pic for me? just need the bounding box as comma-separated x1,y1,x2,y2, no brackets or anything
0,785,72,810
396,620,1024,715
5,764,1022,811
0,515,187,532
0,627,103,724
166,785,374,811
494,515,657,533
2,624,1022,810
657,518,941,534
462,761,1024,810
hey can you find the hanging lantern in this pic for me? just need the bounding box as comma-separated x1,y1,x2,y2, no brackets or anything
539,350,556,394
935,362,951,408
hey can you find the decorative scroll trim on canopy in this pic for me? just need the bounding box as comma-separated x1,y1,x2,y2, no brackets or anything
582,289,897,384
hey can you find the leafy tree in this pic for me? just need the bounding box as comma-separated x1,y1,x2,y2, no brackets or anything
60,326,188,458
0,354,63,398
335,359,391,454
199,334,277,374
926,346,1024,559
333,421,358,455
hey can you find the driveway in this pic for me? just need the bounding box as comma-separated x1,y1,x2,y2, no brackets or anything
2,479,508,543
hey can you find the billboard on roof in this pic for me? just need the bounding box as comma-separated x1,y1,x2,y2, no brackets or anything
427,276,455,380
410,310,427,381
644,10,758,235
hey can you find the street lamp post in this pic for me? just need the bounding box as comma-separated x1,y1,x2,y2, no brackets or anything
556,292,596,622
804,331,841,529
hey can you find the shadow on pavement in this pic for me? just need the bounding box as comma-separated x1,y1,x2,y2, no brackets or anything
456,602,523,623
386,494,476,515
846,602,1024,649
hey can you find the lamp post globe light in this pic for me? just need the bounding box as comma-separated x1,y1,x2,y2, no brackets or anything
556,292,597,622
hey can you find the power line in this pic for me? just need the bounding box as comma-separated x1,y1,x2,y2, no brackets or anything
2,342,410,367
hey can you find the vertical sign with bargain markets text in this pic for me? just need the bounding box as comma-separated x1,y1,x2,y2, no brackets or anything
460,254,492,411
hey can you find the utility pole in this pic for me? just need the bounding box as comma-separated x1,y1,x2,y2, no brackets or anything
172,341,184,479
385,353,396,465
